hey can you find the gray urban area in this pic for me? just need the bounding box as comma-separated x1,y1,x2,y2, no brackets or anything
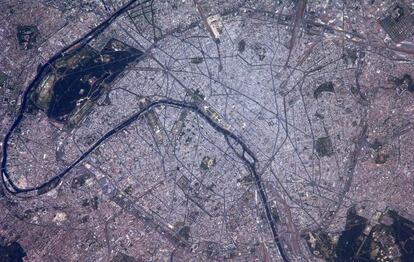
1,0,414,261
